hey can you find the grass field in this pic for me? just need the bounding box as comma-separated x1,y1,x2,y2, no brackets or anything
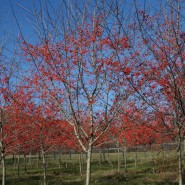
1,150,180,185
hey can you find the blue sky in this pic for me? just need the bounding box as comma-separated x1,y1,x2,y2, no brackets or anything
1,0,40,40
0,0,162,41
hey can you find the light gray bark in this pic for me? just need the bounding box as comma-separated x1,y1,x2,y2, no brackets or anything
124,146,127,177
85,145,92,185
42,150,47,185
0,111,5,185
1,152,5,185
79,152,83,176
117,141,120,173
13,154,17,168
178,137,183,185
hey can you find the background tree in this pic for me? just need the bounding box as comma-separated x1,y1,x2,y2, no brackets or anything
133,1,185,184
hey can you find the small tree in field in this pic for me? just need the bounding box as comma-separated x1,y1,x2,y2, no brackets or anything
103,1,185,184
20,2,133,184
133,1,185,184
0,30,19,185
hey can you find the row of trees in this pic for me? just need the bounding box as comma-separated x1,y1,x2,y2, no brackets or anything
0,0,184,185
0,93,175,185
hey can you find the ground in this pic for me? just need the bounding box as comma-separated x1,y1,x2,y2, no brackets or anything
2,149,180,185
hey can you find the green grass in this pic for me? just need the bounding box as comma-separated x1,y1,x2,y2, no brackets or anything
0,150,180,185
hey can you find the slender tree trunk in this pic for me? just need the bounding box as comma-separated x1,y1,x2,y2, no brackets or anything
37,154,40,169
69,151,72,160
99,149,102,166
135,149,138,168
85,152,88,160
183,138,185,157
29,153,32,165
102,148,106,162
0,119,6,185
12,154,15,165
117,141,120,173
151,147,156,173
14,154,17,168
82,153,84,171
79,152,83,176
124,146,127,177
85,145,92,185
53,151,56,161
17,154,20,179
144,148,147,158
162,148,166,173
42,150,47,185
24,154,27,175
1,152,6,185
65,151,68,168
107,148,109,157
58,154,61,169
178,136,183,185
183,138,185,176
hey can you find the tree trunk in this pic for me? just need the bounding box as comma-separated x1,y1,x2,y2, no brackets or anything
85,152,88,160
17,154,20,179
102,148,106,162
85,145,92,185
24,154,27,175
29,153,32,165
178,137,183,185
58,154,61,169
124,146,127,177
1,152,6,185
65,151,68,168
14,154,17,168
144,148,147,158
162,148,166,173
79,152,83,176
37,154,40,169
53,151,56,161
135,150,138,168
42,150,47,185
183,138,185,157
39,152,41,159
107,148,109,157
117,141,120,173
151,147,156,173
12,155,15,166
69,151,72,160
99,149,102,166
